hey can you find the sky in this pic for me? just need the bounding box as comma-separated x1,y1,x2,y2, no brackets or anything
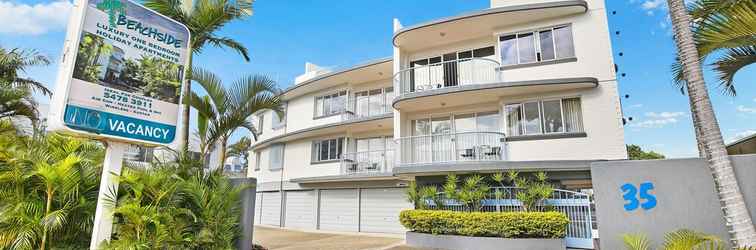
1,0,754,158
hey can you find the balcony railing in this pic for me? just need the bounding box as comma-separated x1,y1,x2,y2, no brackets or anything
394,58,501,96
397,131,505,166
341,96,393,121
340,149,395,175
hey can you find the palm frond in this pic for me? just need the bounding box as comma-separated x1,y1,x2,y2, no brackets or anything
711,46,756,95
694,1,756,57
206,36,250,61
661,229,724,250
191,67,227,114
622,233,651,250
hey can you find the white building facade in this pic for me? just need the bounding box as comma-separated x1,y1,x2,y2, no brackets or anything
249,0,626,239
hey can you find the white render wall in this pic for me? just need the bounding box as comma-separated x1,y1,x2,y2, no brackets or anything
393,0,625,161
250,0,627,181
503,81,626,161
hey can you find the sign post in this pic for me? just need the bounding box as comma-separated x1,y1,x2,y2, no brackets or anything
48,0,190,248
89,142,127,249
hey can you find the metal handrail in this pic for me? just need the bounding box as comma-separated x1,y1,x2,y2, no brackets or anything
340,149,395,175
393,57,501,95
396,131,506,165
342,96,393,120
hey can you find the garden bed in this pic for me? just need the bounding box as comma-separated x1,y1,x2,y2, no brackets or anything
406,231,566,250
399,210,569,250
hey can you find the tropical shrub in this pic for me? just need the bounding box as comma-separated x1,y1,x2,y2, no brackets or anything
399,210,568,238
442,174,490,212
622,229,755,250
0,132,104,250
103,153,249,249
507,171,553,212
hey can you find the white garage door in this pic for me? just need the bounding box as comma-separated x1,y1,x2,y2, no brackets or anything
261,192,281,226
254,192,262,225
360,188,412,233
319,189,359,232
284,190,316,229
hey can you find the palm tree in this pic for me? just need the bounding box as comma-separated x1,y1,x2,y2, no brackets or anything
227,136,252,164
144,0,253,152
666,0,756,247
104,155,247,249
622,229,739,250
0,47,52,123
671,1,755,96
0,133,104,250
0,46,52,96
189,68,281,172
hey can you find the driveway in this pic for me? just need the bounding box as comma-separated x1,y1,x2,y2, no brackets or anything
253,226,425,250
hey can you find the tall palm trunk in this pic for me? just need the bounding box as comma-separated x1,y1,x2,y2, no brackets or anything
219,136,228,174
178,54,193,152
40,187,53,250
666,0,756,247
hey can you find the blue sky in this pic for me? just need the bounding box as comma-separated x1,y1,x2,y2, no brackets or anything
1,0,754,158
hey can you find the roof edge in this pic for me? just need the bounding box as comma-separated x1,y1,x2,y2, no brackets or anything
392,0,589,47
279,57,392,98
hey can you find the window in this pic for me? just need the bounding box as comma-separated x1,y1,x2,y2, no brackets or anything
411,111,501,136
269,144,284,170
254,151,261,171
505,97,583,137
272,103,287,129
354,87,392,117
315,91,347,118
499,25,575,66
256,114,264,135
312,138,344,162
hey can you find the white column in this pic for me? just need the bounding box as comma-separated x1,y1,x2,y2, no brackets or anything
89,142,128,249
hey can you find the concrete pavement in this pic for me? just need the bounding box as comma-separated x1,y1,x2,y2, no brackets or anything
253,226,427,250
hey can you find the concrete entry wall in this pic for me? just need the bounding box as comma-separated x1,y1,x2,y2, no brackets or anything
591,155,756,250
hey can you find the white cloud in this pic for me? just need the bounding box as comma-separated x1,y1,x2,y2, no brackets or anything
736,105,756,114
753,97,756,102
630,111,686,128
629,104,644,108
630,118,679,128
644,111,685,118
641,0,665,10
0,1,72,35
646,10,654,16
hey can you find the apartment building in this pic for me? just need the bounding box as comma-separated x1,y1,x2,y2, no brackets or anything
249,0,626,244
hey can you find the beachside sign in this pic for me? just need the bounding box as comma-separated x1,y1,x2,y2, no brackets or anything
49,0,190,145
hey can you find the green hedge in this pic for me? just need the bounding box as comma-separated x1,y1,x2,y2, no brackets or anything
399,210,569,239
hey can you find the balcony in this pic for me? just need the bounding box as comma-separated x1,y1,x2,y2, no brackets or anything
341,95,393,121
397,131,506,166
395,57,501,96
340,149,395,175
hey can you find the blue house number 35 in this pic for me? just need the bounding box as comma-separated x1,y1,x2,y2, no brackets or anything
621,182,657,211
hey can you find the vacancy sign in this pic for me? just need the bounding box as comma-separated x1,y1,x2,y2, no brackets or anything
49,0,190,145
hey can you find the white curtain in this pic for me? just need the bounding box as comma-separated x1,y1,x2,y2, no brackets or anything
563,98,583,132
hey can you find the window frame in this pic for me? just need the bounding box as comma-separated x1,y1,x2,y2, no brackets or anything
271,102,287,130
254,151,261,171
498,24,575,67
505,96,584,138
256,113,264,135
268,144,284,171
311,137,345,163
314,90,348,119
409,110,502,136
